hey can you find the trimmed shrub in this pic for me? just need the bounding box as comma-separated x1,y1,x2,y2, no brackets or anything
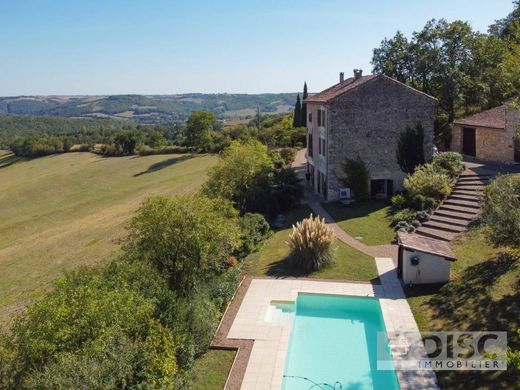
411,220,422,228
288,214,335,272
404,163,451,202
415,210,430,222
408,193,437,211
481,174,520,248
390,208,417,226
236,213,271,258
433,152,464,179
395,221,414,233
341,157,370,201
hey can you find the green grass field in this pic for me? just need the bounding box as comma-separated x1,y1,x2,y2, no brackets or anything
0,150,217,326
244,206,378,281
322,200,395,246
191,349,236,389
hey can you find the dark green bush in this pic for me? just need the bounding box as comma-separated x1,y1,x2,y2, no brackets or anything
396,123,426,174
341,157,370,201
411,220,422,228
237,213,271,258
416,210,430,222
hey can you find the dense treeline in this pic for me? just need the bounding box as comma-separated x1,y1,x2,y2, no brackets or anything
0,116,137,148
371,1,520,144
5,111,304,157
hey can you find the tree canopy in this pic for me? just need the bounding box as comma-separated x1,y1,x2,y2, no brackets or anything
372,4,520,142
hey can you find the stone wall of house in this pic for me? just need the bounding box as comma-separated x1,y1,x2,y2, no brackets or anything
326,76,436,202
452,105,518,163
452,124,514,163
305,102,326,191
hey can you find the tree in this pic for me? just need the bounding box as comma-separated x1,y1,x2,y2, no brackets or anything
293,94,302,128
372,16,520,140
340,157,370,201
396,123,425,174
113,131,143,155
301,82,308,127
149,130,166,148
481,174,520,248
203,139,273,213
185,111,216,151
124,194,241,294
2,261,179,388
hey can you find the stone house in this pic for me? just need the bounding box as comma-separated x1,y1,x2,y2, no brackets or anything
451,101,520,163
304,70,437,202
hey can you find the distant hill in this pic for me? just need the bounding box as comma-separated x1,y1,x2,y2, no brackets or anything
0,93,298,124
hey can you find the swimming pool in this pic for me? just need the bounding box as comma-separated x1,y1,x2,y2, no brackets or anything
281,293,399,390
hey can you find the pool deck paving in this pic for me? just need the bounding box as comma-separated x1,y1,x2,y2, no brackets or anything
217,257,438,389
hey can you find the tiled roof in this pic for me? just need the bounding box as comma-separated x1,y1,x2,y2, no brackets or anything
304,75,377,104
397,232,456,261
453,104,506,129
304,74,437,104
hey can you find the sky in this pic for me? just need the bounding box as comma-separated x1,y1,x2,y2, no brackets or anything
0,0,515,96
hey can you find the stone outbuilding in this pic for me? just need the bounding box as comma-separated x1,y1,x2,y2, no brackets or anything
304,70,437,202
397,232,456,285
451,101,520,163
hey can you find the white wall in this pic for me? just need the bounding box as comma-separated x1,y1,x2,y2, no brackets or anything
402,249,451,285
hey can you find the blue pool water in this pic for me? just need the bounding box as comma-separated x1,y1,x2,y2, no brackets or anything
282,293,399,390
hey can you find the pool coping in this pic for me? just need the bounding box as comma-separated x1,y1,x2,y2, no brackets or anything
212,269,438,389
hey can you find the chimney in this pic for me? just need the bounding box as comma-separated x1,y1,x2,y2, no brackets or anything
353,69,363,80
339,72,344,83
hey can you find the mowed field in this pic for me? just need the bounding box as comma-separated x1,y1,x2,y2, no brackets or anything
0,150,217,326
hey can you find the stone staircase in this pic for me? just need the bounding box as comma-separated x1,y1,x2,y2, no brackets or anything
415,170,492,242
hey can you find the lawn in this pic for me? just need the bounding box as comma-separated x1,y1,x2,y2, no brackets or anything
405,227,519,389
191,349,236,390
244,206,378,281
322,200,395,246
0,150,217,326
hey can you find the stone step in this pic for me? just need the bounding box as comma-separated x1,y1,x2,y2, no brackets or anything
452,189,483,196
449,193,480,202
437,204,480,215
429,215,468,227
422,220,466,233
415,227,455,242
458,173,491,179
443,199,480,209
455,180,488,187
434,209,476,221
454,184,486,192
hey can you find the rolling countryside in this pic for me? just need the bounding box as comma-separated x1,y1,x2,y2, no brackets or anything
0,150,217,326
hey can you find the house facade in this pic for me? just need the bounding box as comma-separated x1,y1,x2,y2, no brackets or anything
304,70,437,202
451,102,520,163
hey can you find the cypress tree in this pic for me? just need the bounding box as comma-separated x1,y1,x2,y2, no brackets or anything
301,82,308,126
293,94,302,128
